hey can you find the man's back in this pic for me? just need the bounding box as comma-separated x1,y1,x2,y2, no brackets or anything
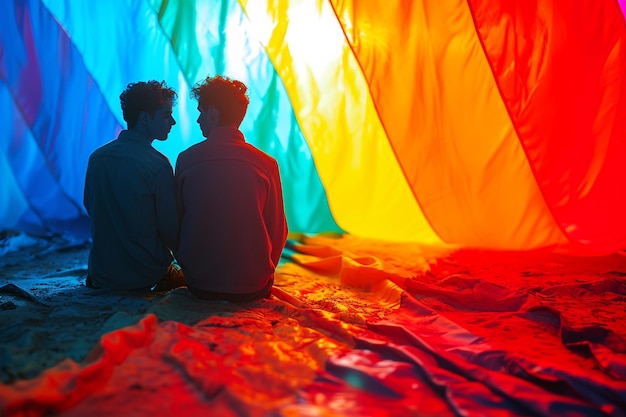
175,126,288,296
84,130,178,289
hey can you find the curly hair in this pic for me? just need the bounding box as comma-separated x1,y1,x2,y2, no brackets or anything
120,80,177,129
191,75,249,127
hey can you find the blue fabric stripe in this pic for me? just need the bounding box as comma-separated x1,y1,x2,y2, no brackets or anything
0,0,120,237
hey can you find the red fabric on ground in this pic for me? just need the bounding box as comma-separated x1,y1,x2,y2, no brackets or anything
1,235,625,416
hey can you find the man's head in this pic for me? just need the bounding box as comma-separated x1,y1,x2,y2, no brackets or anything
120,80,177,141
191,75,250,138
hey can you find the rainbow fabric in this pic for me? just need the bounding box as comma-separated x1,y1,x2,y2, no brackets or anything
1,1,625,254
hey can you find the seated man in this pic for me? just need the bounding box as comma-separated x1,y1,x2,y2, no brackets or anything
175,75,288,301
84,80,182,291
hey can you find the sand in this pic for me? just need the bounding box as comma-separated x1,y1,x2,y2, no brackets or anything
1,233,625,416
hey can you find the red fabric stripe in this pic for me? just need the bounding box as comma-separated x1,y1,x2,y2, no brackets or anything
469,0,626,252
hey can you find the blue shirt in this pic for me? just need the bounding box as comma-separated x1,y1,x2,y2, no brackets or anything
84,130,178,289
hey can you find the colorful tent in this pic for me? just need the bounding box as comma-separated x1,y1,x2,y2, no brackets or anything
1,0,625,254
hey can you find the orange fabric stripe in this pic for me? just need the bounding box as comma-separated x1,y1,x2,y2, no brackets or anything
333,0,569,250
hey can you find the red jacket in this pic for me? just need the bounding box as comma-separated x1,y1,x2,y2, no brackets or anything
175,126,288,294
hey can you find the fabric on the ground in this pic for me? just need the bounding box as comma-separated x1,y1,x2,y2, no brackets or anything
0,234,625,416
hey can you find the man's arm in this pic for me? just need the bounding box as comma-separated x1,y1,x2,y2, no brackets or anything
83,156,94,216
266,161,289,268
154,165,179,254
174,156,185,230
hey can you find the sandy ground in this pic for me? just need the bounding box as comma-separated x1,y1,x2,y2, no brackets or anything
1,233,625,416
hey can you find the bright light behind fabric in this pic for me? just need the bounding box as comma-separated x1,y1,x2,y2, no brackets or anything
1,0,625,254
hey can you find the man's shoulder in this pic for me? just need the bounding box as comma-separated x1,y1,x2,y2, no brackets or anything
87,140,121,167
244,143,278,167
176,140,278,172
176,141,205,166
89,139,116,156
179,141,205,156
225,141,277,170
89,139,171,173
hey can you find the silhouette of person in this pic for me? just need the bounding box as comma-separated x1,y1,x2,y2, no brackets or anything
84,80,183,291
175,75,288,301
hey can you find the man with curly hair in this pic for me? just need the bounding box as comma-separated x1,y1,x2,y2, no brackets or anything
175,75,288,301
84,80,182,291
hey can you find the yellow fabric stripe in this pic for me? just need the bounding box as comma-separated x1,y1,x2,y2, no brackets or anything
239,0,441,243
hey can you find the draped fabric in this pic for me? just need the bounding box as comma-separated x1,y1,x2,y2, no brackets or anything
1,0,625,254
